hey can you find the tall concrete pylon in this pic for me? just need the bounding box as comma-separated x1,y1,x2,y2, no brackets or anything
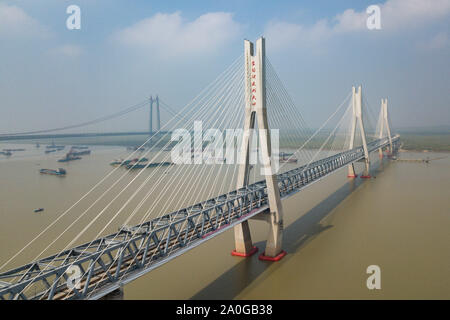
232,37,286,261
149,95,153,135
378,98,393,157
347,85,371,179
149,95,161,135
156,95,161,132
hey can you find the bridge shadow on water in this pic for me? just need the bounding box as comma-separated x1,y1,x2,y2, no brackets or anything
190,170,377,300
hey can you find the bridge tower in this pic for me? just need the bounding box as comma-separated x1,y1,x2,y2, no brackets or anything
378,98,393,157
156,95,161,132
149,95,153,135
347,85,371,179
232,37,286,261
149,95,161,135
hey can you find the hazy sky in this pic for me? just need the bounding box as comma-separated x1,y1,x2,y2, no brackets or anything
0,0,449,133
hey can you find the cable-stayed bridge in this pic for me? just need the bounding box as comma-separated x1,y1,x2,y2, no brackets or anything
0,37,400,300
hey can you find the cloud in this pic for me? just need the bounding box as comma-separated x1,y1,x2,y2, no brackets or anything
333,0,450,32
265,19,330,50
265,0,450,50
379,0,450,30
113,11,242,58
0,3,48,38
49,45,84,58
418,32,449,51
332,9,367,33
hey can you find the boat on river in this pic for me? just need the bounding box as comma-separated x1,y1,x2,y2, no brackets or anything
126,162,174,169
58,153,81,162
40,168,66,176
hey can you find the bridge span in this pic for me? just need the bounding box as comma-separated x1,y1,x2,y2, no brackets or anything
0,131,169,142
0,37,400,300
0,135,399,300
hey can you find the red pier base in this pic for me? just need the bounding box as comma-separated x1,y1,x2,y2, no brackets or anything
258,250,287,262
347,174,358,178
231,246,258,258
360,175,371,179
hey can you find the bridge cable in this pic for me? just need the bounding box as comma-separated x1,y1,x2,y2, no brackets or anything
86,73,247,297
266,59,316,163
277,91,352,172
3,55,244,294
86,60,246,282
76,61,247,298
0,100,149,136
24,55,244,298
298,102,354,175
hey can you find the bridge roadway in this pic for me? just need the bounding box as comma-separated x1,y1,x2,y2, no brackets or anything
0,136,399,300
0,131,170,141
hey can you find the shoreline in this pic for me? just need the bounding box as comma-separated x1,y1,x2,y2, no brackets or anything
399,148,450,153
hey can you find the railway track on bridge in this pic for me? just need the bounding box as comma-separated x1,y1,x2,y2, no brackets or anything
0,136,399,300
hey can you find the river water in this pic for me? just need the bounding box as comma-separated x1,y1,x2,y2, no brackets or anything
0,142,449,299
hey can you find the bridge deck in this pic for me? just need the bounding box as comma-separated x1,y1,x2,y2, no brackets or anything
0,136,399,300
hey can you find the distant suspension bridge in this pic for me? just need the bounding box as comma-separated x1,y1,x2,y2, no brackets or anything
0,95,178,141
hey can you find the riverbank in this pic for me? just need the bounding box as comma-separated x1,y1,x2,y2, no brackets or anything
397,132,450,152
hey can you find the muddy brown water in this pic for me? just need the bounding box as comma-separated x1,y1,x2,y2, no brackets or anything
0,144,448,299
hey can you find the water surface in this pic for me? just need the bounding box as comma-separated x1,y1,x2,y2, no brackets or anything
0,144,448,299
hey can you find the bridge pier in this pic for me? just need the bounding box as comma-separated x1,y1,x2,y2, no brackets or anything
348,163,358,178
232,221,257,257
260,212,286,261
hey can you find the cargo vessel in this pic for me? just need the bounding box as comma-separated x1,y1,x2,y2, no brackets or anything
70,150,91,156
40,168,66,176
279,152,298,163
109,157,146,167
109,159,124,166
46,144,65,149
122,158,139,166
126,162,174,169
58,153,81,162
45,146,64,153
3,148,25,152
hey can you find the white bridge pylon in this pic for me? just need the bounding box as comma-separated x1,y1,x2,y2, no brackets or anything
233,37,286,260
149,95,160,134
378,98,393,157
347,85,372,179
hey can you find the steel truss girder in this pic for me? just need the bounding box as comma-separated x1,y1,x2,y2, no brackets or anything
0,136,399,300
